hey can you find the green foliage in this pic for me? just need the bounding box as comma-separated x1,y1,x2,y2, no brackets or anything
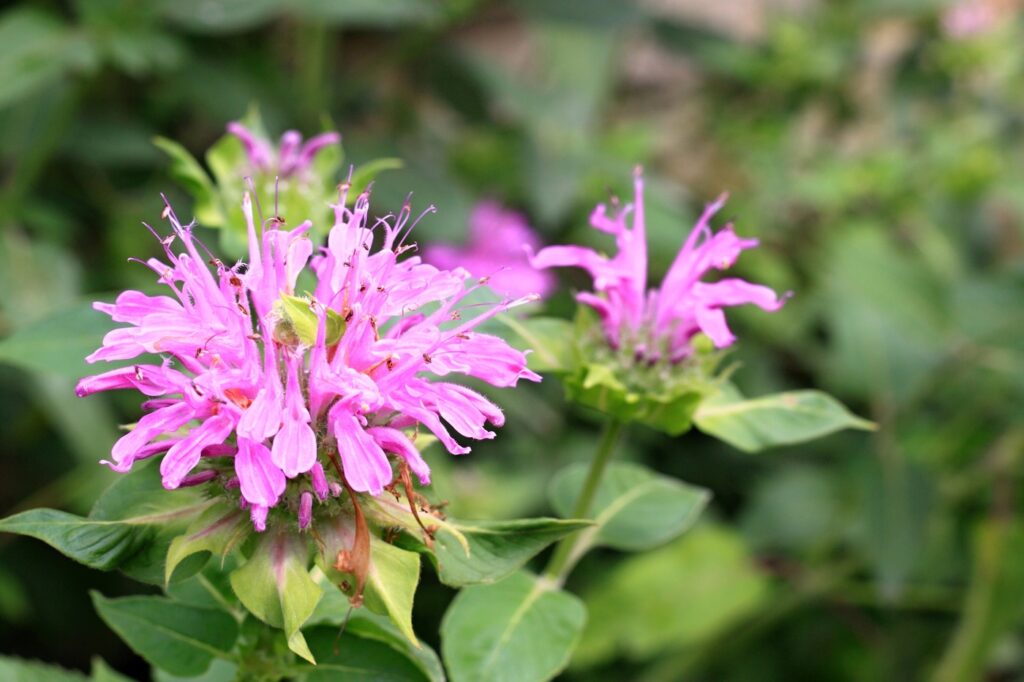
0,301,116,378
90,592,238,677
441,570,586,682
229,531,322,663
693,383,875,452
549,461,710,552
0,461,211,582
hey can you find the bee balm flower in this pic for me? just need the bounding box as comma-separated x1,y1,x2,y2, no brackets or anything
77,184,540,531
423,201,555,299
530,171,786,363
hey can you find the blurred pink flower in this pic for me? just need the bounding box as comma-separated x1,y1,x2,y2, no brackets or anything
423,201,555,299
78,186,539,531
227,122,340,179
531,170,787,362
942,0,1017,38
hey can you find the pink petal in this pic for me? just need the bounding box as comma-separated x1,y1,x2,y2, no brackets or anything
236,438,286,507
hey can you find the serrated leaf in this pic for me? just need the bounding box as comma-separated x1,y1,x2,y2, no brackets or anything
91,592,237,677
441,571,585,682
549,462,709,555
432,518,592,587
165,504,248,584
0,461,212,582
694,383,875,452
229,530,322,663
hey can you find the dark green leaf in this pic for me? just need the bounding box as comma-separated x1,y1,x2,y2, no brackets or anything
299,625,436,681
91,592,238,677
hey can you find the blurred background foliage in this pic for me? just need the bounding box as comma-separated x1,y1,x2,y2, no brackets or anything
1,0,1023,679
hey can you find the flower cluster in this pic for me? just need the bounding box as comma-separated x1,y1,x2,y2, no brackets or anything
423,201,554,299
227,122,340,179
77,185,540,531
530,171,786,364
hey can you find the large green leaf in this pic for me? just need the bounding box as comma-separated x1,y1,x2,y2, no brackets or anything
0,655,87,681
549,462,709,555
0,8,94,109
441,570,585,682
91,592,238,677
229,530,322,663
0,301,116,378
0,461,212,583
366,497,590,587
430,518,591,587
574,525,770,667
694,383,874,452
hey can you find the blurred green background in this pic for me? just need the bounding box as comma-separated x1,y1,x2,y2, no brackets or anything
1,0,1023,679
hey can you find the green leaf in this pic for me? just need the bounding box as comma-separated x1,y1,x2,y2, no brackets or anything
441,570,586,682
497,315,575,372
153,660,237,682
693,383,875,452
165,504,248,585
348,157,403,197
366,497,590,587
153,136,222,226
431,518,592,587
91,592,238,677
89,658,133,682
319,517,422,647
298,625,438,681
229,530,322,663
308,588,445,682
293,0,441,26
0,461,212,582
574,524,770,667
0,655,87,681
362,537,421,646
277,294,345,347
0,301,116,378
549,462,709,554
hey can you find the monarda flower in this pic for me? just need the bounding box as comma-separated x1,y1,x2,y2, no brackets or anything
77,185,540,532
531,170,786,363
423,201,555,299
227,122,341,179
526,170,786,434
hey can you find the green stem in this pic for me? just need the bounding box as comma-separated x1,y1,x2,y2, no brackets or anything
543,419,624,584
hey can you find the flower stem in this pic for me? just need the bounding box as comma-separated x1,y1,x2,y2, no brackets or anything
543,418,624,584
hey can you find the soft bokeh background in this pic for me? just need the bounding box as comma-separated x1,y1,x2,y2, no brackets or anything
1,0,1023,679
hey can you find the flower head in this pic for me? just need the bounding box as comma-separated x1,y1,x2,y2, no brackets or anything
423,201,555,299
78,184,540,531
227,122,340,179
531,171,786,363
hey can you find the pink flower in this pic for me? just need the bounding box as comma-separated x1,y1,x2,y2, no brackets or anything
422,201,555,299
78,185,540,530
530,171,787,362
227,122,340,179
941,0,1013,38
